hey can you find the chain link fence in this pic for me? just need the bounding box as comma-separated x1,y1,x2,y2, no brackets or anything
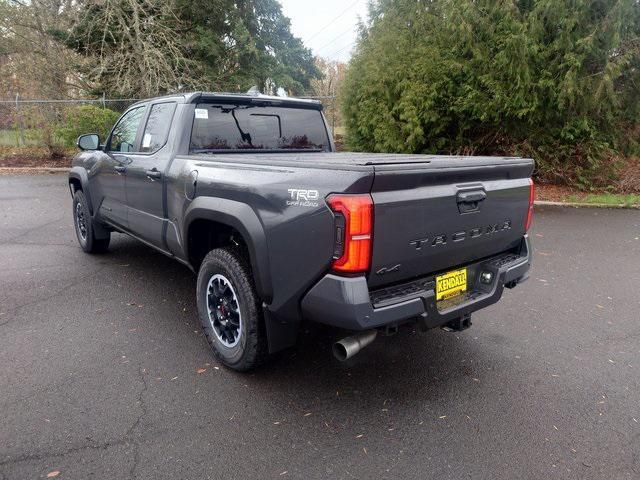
0,97,140,150
0,95,342,151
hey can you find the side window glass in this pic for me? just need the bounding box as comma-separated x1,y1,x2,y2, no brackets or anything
110,107,145,152
140,103,176,153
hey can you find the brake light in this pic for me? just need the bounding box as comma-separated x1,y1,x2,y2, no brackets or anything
327,194,373,273
525,179,535,232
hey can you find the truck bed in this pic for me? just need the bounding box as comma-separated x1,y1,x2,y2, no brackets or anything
186,151,534,288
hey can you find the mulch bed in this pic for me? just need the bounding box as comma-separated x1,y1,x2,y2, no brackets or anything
535,183,580,202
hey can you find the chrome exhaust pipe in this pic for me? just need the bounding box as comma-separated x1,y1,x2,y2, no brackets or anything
332,330,378,362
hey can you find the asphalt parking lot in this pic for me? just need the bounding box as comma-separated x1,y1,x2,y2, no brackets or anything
1,174,639,480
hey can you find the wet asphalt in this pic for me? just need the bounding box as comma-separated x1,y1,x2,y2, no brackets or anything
0,174,639,480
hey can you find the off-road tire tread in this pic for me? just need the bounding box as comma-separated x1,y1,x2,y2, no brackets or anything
197,247,269,371
73,190,110,253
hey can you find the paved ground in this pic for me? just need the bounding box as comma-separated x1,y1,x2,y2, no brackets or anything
1,174,639,480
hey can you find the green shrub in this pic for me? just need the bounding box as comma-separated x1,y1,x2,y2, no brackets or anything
56,105,120,148
341,0,640,189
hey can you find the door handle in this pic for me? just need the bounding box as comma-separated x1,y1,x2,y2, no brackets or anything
146,168,162,180
114,165,127,174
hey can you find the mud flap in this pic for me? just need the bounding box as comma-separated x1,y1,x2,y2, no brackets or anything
263,305,299,353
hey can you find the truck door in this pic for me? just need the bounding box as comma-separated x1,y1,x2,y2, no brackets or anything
96,105,147,229
124,102,177,248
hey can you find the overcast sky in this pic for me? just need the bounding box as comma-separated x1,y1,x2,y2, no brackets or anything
278,0,369,62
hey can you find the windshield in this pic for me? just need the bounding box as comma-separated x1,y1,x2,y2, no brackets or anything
190,103,330,152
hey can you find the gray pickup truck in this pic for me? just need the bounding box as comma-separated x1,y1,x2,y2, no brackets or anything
69,92,534,371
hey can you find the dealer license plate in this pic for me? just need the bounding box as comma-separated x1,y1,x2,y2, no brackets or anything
436,268,467,301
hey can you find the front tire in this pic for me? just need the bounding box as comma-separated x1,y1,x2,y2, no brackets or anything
72,190,110,253
196,247,269,371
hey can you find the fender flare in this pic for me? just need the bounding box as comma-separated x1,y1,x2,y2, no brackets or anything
68,167,94,215
183,197,273,303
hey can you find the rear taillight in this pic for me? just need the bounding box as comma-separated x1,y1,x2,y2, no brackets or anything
327,194,373,273
525,179,535,232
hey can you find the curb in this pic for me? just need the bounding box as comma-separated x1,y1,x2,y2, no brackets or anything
0,167,69,174
535,200,640,210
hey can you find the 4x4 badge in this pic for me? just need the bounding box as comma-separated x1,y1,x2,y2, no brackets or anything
375,264,401,275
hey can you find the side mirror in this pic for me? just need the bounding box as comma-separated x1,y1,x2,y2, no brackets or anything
77,134,100,151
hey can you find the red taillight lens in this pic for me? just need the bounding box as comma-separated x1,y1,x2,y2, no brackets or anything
525,179,535,232
326,194,373,273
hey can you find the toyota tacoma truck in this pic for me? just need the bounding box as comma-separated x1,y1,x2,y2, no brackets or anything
69,92,534,371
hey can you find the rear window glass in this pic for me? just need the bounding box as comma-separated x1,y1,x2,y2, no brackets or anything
190,104,329,152
141,102,176,152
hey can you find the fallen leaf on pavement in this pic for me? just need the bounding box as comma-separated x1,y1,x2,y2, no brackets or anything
196,368,206,374
46,472,60,478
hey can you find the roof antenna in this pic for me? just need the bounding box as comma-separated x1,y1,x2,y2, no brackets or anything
246,86,261,96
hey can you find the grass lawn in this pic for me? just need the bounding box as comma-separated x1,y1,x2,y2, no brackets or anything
0,128,47,147
0,129,20,146
566,193,640,207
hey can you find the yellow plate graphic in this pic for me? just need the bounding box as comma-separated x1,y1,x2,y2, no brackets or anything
436,268,467,301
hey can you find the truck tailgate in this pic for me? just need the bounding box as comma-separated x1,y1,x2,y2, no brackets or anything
368,156,534,288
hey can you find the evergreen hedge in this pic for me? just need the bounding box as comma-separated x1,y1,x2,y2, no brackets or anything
341,0,640,188
55,105,120,148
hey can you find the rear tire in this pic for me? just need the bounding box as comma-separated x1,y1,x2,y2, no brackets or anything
72,190,110,253
196,247,269,371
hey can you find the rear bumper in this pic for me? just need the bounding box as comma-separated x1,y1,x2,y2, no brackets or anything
301,236,531,331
